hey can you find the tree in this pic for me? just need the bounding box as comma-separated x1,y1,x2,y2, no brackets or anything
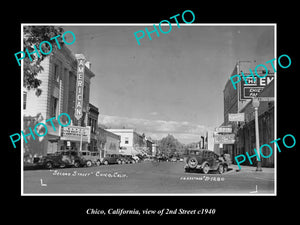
158,134,184,157
23,26,65,96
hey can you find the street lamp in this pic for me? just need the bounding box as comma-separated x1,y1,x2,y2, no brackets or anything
252,98,262,171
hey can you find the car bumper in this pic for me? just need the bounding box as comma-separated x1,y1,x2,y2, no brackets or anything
184,164,202,169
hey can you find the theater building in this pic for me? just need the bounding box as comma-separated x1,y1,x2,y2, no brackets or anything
23,46,95,162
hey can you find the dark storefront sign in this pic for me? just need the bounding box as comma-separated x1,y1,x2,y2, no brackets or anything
240,74,274,100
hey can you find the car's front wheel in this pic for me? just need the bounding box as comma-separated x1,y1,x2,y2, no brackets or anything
45,161,53,169
218,164,224,174
74,161,81,168
202,164,210,174
223,164,228,173
86,160,92,167
103,160,109,165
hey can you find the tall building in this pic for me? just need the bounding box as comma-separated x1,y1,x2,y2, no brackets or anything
23,46,95,161
219,61,275,167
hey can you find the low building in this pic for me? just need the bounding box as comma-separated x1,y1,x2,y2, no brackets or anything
106,129,146,155
146,138,153,155
87,103,99,152
96,127,120,158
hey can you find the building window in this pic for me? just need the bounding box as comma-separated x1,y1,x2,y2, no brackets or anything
50,96,59,117
125,137,129,144
23,91,27,110
54,64,59,82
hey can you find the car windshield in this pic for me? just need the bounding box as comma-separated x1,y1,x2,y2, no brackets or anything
186,150,202,155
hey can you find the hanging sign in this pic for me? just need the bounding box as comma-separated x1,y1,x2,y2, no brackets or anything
74,55,86,120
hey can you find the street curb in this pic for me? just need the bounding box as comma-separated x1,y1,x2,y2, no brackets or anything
230,165,275,174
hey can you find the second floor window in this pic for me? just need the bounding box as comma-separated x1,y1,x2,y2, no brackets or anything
23,91,27,110
51,96,59,117
54,64,59,82
125,137,129,144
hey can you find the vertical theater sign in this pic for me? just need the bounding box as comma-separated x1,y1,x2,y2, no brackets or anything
75,54,86,121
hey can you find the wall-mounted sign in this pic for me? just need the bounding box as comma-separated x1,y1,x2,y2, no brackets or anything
215,126,232,133
74,55,86,120
214,134,235,144
228,113,245,122
61,126,91,143
240,74,274,100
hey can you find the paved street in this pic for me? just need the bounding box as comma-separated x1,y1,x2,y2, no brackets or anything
23,161,275,195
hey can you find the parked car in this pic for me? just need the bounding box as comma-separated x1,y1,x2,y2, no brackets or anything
36,150,86,169
101,154,123,165
132,155,140,163
157,155,168,161
170,157,177,162
121,155,137,164
184,149,231,174
79,150,101,167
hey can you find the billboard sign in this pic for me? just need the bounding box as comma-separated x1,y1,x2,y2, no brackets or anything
240,74,274,100
74,55,86,120
61,126,91,143
214,134,235,144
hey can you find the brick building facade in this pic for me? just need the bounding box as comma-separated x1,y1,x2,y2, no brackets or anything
219,61,275,167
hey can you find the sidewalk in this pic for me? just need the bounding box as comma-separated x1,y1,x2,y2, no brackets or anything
230,164,275,174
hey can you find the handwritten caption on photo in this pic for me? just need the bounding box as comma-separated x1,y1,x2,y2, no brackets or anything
180,176,225,182
51,169,128,178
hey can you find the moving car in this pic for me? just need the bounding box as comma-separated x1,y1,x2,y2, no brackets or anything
184,149,231,174
36,150,87,169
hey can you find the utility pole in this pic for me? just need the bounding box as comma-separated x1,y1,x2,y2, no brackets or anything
252,98,262,171
79,127,83,152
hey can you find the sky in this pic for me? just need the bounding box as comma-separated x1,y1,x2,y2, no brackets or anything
63,24,274,144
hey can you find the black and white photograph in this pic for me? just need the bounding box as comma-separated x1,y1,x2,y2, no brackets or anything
20,24,276,195
4,5,299,221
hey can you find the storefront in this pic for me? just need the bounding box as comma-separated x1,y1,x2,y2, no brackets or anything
60,125,91,151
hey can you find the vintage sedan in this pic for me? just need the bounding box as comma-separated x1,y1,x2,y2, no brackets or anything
36,150,87,169
184,149,231,174
79,150,101,166
101,154,123,165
